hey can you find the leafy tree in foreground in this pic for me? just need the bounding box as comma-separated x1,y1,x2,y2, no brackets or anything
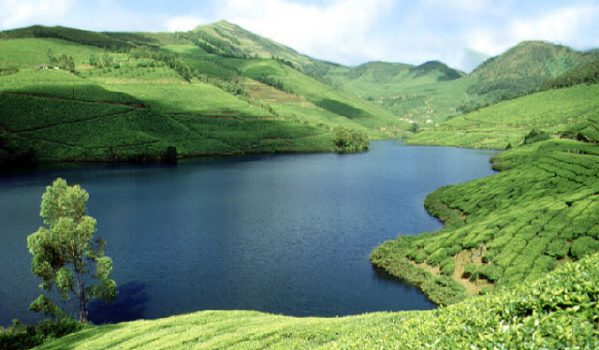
27,178,116,322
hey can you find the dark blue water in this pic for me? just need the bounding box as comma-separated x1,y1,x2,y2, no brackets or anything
0,142,496,325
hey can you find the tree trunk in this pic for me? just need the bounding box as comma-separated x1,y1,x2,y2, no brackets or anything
78,276,88,322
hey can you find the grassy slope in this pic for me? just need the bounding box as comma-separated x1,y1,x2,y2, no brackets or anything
321,61,469,124
35,254,599,349
0,29,406,162
405,83,599,149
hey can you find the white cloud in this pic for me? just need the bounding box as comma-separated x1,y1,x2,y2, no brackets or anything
509,4,599,48
165,15,205,32
214,0,393,64
0,0,75,29
464,3,599,59
1,0,599,72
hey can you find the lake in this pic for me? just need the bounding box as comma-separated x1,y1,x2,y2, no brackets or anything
0,142,496,325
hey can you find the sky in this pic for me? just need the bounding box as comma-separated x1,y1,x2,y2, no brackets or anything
1,0,599,71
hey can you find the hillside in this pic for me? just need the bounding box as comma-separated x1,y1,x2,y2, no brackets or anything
405,83,599,149
309,41,597,125
0,24,407,164
317,61,467,123
466,41,596,104
32,254,599,349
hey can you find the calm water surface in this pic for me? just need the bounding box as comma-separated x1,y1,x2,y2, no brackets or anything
0,142,496,325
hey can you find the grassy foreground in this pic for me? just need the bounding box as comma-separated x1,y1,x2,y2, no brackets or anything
33,254,599,349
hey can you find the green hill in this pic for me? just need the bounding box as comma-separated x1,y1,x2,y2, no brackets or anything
466,41,594,103
31,253,599,349
405,83,599,149
315,60,468,124
0,24,407,164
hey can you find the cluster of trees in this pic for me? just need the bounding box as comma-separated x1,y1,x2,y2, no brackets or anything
0,136,37,166
182,32,248,58
272,57,295,69
255,74,292,93
334,127,368,153
47,49,75,72
409,123,420,133
88,53,115,68
129,48,192,82
1,26,131,51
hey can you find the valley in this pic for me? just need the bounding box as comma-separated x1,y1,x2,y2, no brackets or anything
0,19,597,350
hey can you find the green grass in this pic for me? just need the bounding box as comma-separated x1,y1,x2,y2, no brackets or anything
406,84,599,149
31,254,599,349
0,38,105,68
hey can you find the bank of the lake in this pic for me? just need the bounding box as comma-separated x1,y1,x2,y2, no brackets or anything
371,138,599,306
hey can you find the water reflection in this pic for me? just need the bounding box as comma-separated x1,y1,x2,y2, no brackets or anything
88,282,148,324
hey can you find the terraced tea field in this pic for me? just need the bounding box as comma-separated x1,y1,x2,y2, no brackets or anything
371,137,599,305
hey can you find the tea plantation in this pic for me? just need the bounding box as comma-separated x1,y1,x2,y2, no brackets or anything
372,131,599,305
0,30,407,164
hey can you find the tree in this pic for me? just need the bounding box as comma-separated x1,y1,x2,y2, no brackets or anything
334,127,369,153
27,178,116,322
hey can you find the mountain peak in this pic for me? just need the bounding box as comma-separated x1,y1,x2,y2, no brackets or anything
472,40,582,79
193,20,246,33
411,60,465,80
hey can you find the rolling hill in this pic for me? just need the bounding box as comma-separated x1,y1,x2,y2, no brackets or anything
309,40,599,125
0,23,407,164
1,22,598,165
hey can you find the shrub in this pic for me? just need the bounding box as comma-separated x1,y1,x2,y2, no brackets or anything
545,239,569,258
478,264,503,282
462,264,479,281
0,318,85,350
523,128,550,144
570,237,599,259
440,259,455,276
334,128,368,153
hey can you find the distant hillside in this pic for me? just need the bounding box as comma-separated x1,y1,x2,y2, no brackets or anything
542,55,599,90
467,40,593,103
405,83,599,149
318,60,467,123
318,41,599,124
0,24,407,164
